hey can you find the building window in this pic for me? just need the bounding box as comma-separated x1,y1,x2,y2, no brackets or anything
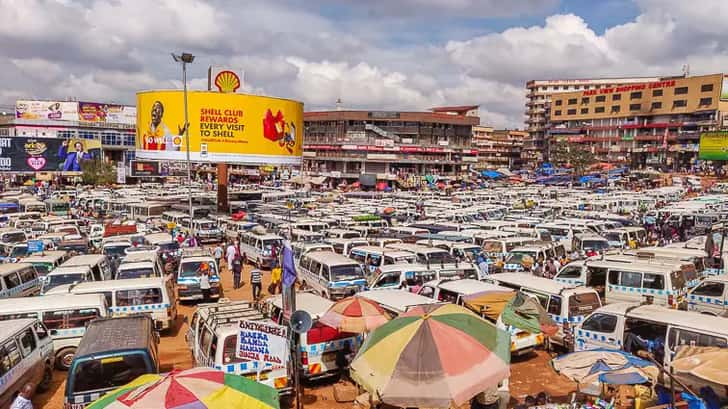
555,100,562,106
567,109,577,115
596,95,606,102
674,86,688,95
612,94,621,101
651,102,662,110
595,106,605,113
581,97,589,104
629,103,641,111
568,98,577,105
700,97,713,106
611,106,621,113
580,108,588,114
701,84,714,92
673,99,687,108
630,91,642,99
554,110,562,116
652,89,663,97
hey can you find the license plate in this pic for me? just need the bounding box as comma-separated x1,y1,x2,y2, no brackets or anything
246,373,269,381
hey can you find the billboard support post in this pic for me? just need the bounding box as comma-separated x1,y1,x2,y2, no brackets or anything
172,52,196,238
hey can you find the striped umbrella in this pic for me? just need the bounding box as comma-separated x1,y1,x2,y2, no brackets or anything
87,368,280,409
319,295,390,333
350,303,511,408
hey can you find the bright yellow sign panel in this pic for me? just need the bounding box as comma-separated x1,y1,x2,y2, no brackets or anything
136,90,303,165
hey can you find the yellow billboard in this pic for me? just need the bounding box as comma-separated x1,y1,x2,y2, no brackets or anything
136,90,303,165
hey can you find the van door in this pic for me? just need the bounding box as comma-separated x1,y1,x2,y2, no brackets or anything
575,313,623,351
687,280,726,316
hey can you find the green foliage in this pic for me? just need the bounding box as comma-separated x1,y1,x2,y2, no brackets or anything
80,159,117,186
549,140,597,177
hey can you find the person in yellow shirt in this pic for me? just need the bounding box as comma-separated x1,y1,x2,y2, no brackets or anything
270,266,282,294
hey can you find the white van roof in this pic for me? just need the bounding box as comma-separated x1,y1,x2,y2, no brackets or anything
0,263,35,276
63,254,106,267
0,319,37,339
266,292,333,320
436,278,510,296
377,263,429,274
597,303,728,335
357,289,440,313
489,272,575,294
0,293,106,312
55,277,167,293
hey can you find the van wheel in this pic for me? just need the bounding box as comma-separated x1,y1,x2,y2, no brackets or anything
55,347,76,370
37,364,52,392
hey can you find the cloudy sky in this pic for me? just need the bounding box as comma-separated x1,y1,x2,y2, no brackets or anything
1,0,728,128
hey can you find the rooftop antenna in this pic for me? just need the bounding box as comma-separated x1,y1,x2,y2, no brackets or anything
682,64,690,77
336,98,343,111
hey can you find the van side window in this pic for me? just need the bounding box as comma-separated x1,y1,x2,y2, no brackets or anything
18,267,37,283
223,335,245,364
18,328,36,357
643,274,665,290
692,282,724,297
608,271,619,285
3,272,21,290
558,266,582,279
33,323,49,340
619,271,642,288
117,288,163,306
668,328,727,349
0,339,21,375
43,308,100,330
547,296,562,316
581,313,617,333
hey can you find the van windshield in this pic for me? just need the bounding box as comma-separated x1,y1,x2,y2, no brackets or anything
1,232,25,243
179,261,217,278
158,242,180,253
44,273,85,291
9,245,28,258
604,232,623,243
71,353,149,393
117,267,155,279
104,244,130,258
568,293,601,317
426,251,456,264
197,221,216,230
583,240,610,251
330,264,365,281
32,263,52,276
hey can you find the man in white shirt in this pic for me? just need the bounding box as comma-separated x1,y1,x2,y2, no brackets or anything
11,383,33,409
225,241,237,272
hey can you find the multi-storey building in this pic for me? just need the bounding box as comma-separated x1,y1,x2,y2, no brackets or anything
472,126,526,169
547,73,728,169
525,76,661,166
303,106,480,184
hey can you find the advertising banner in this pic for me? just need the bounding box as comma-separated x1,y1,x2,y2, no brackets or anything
236,320,288,366
136,90,303,165
699,131,728,160
0,137,101,172
15,100,78,121
78,102,136,125
129,160,190,177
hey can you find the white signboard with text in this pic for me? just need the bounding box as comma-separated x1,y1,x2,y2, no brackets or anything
236,320,288,366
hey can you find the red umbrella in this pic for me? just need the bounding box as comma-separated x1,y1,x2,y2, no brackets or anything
319,296,390,333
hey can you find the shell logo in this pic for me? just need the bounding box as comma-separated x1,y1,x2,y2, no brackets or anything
214,70,240,93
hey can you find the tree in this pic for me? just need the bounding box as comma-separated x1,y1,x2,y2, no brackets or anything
80,159,117,186
549,140,596,179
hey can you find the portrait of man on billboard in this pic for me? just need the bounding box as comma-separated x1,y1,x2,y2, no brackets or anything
58,139,91,171
142,101,185,151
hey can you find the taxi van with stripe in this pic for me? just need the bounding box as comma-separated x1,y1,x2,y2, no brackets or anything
0,263,41,299
65,315,159,409
0,293,107,370
686,275,728,317
265,292,360,380
46,277,177,331
357,288,441,317
484,273,602,351
574,302,728,367
0,318,54,408
416,278,544,356
186,300,292,394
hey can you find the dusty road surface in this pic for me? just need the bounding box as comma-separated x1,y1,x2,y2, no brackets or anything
34,263,576,408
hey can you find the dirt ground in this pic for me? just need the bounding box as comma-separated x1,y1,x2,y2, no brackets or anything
34,263,576,408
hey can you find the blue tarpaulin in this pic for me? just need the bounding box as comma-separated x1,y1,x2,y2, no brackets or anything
599,372,649,385
481,170,503,179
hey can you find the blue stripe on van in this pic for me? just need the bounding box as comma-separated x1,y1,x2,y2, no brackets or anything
608,284,674,296
0,277,40,298
300,337,360,355
109,303,170,313
330,280,367,288
688,294,727,306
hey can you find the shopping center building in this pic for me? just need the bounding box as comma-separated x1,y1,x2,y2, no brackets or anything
547,73,728,169
525,76,661,167
472,126,526,169
302,106,480,185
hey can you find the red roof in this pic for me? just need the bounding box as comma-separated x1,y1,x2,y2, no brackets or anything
430,105,479,114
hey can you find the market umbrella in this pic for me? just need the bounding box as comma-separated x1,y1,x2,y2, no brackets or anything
319,296,391,333
552,349,658,395
87,368,280,409
350,303,511,408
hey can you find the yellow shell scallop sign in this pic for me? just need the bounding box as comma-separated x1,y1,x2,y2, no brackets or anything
135,90,303,165
214,70,240,93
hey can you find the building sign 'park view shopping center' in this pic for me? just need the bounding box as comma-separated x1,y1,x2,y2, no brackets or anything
4,2,728,409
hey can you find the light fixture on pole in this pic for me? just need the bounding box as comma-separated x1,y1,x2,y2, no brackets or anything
171,52,195,237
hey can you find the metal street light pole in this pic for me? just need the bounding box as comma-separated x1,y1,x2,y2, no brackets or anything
172,52,195,238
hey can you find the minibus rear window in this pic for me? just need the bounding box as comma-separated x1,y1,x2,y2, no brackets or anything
71,353,148,393
569,293,601,317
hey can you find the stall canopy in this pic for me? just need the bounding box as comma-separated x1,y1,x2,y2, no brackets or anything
481,170,503,179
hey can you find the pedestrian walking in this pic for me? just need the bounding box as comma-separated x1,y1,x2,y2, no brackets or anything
270,265,281,294
251,268,262,300
213,244,223,273
226,241,237,272
232,249,243,290
199,265,211,303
